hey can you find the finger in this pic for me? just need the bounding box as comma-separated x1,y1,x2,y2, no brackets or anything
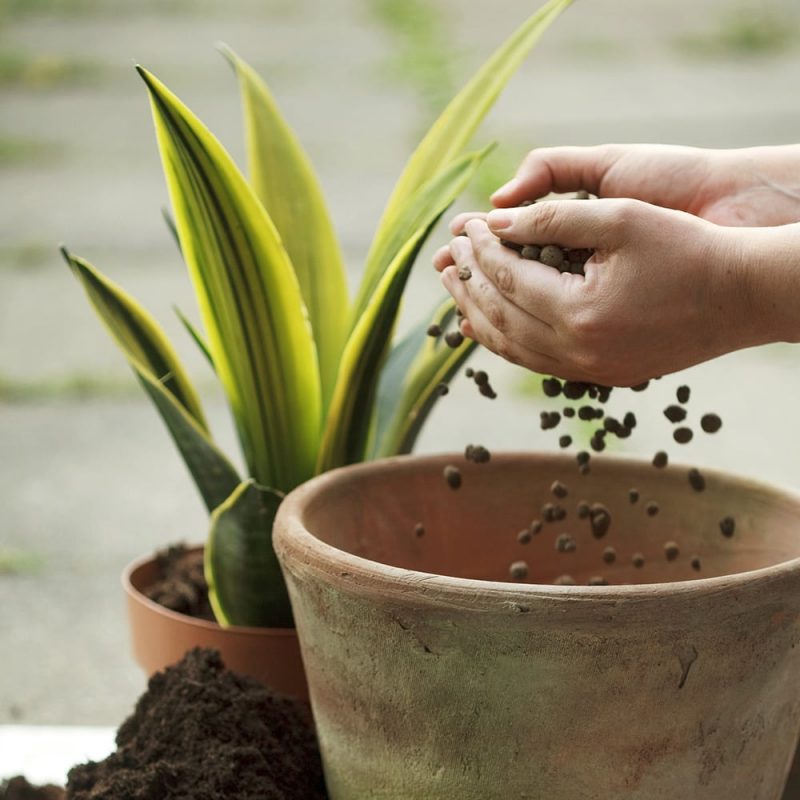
432,244,455,272
443,241,560,356
449,211,488,235
462,218,567,324
484,198,634,250
491,145,619,207
442,266,563,374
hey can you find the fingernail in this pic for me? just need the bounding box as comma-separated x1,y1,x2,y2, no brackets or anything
487,209,514,230
490,179,517,201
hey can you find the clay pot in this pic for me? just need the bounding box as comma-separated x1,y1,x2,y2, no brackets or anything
274,452,800,799
122,546,308,701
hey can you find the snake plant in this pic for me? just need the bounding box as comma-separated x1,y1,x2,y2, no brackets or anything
64,0,572,628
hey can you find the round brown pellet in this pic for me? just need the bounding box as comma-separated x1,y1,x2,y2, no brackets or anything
444,331,464,348
646,501,660,517
701,413,722,433
664,541,680,561
542,377,562,397
688,468,706,492
602,546,616,564
632,553,645,568
509,560,529,580
517,528,532,545
539,245,565,269
530,520,543,535
577,501,590,519
436,382,449,396
664,405,687,424
414,522,425,538
563,381,588,400
471,445,491,464
579,463,591,475
576,451,591,466
465,367,474,378
691,556,702,571
720,516,735,538
628,488,640,504
520,244,542,261
426,324,442,337
652,451,668,469
555,533,577,553
623,412,637,429
673,427,693,444
554,574,576,586
443,465,462,490
458,265,472,281
559,435,573,448
677,385,691,404
563,407,576,418
551,480,568,499
474,370,489,386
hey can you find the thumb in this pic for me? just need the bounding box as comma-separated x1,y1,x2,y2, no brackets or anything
486,199,634,249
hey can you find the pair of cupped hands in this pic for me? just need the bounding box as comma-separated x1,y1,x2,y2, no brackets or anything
434,144,800,386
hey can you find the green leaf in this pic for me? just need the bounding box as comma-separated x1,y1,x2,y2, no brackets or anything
358,0,572,310
317,150,488,472
136,368,243,514
220,45,350,410
173,305,215,371
64,248,207,429
138,66,322,492
206,479,290,628
371,300,477,458
63,249,241,513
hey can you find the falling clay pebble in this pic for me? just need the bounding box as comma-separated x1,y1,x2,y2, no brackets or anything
691,556,702,571
563,407,576,418
652,451,668,469
436,382,449,396
443,465,462,490
577,501,590,519
426,324,442,337
444,331,464,349
646,501,660,517
465,368,474,378
579,463,591,476
588,576,609,586
720,516,736,538
664,541,680,561
414,523,425,538
602,546,616,564
509,560,529,581
664,405,687,424
673,427,693,444
551,480,568,499
554,574,576,586
474,370,489,386
701,413,722,433
629,488,640,504
576,451,591,466
555,533,577,553
688,468,706,492
632,553,645,568
677,385,691,404
458,265,472,281
530,520,543,535
559,435,573,448
542,377,563,397
517,528,532,545
589,504,611,538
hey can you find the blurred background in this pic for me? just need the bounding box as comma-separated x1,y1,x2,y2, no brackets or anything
1,0,800,725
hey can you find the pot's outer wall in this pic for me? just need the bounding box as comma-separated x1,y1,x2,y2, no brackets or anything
275,454,800,799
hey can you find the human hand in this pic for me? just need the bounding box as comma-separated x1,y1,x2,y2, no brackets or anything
490,144,800,228
436,200,800,386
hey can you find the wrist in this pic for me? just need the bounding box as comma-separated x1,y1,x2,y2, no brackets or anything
723,223,800,347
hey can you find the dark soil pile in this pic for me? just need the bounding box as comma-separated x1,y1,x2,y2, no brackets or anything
66,648,327,800
1,777,65,800
144,544,214,621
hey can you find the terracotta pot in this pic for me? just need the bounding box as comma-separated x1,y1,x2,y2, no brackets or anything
274,452,800,799
122,546,308,701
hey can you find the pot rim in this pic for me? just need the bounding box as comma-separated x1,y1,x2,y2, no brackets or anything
121,545,297,637
274,451,800,604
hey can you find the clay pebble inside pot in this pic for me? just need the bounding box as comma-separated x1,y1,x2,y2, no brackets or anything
275,452,800,800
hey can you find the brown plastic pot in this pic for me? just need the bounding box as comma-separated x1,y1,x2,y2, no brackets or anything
122,545,308,701
274,452,800,799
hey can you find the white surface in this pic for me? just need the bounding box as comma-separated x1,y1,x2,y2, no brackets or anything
0,726,115,786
